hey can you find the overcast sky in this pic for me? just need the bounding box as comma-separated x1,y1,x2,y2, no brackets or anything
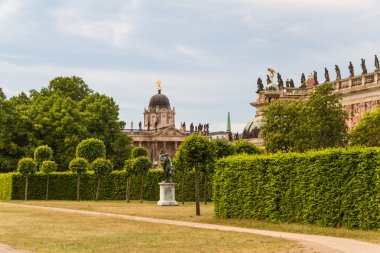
0,0,379,132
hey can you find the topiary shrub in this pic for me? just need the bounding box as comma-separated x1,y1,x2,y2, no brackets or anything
233,140,261,155
131,147,148,158
124,159,135,202
132,156,152,203
76,138,106,163
34,145,53,168
40,161,57,200
69,157,89,201
17,158,37,200
91,158,113,200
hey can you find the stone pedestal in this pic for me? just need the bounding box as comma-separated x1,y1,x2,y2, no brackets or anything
157,182,178,206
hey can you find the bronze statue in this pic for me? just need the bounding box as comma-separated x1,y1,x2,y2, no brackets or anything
300,73,306,88
361,58,367,74
349,61,354,77
256,78,264,93
159,152,174,183
324,68,330,82
289,79,295,88
375,55,380,70
335,65,341,80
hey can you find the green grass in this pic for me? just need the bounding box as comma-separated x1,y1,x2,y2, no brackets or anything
6,200,380,244
0,202,303,253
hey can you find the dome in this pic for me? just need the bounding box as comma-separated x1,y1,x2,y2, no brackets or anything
148,91,171,110
244,116,263,132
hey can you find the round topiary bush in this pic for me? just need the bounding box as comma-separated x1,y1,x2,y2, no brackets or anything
131,147,148,158
76,138,106,163
34,145,53,167
40,161,57,174
91,158,113,201
69,157,89,201
17,157,37,200
233,140,262,155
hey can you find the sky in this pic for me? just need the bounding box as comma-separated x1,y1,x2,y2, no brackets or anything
0,0,379,132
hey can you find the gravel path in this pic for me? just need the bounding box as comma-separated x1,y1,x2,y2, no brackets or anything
1,202,379,253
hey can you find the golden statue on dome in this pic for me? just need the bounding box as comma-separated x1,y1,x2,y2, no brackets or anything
156,80,161,91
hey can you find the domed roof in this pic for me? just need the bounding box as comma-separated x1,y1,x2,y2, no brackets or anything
148,90,171,110
244,115,263,132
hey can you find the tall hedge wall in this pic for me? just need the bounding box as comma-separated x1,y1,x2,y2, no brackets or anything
213,148,380,230
0,169,212,202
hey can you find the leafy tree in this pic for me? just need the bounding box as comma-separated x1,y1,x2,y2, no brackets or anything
263,83,348,153
69,157,89,201
48,76,93,102
174,134,215,215
172,155,186,205
40,160,57,200
17,158,37,200
233,140,261,155
76,138,106,163
124,159,135,202
350,107,380,146
91,158,113,201
34,145,53,168
131,147,148,158
263,99,306,153
304,83,348,150
211,139,235,158
108,132,132,169
132,156,152,203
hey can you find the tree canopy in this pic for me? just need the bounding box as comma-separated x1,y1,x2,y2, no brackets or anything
0,76,132,171
263,83,348,153
350,107,380,146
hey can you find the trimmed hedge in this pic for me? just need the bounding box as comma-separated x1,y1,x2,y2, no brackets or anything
0,169,212,202
213,148,380,230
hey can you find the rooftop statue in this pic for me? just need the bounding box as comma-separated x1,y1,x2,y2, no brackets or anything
335,65,341,80
313,71,319,85
256,77,264,93
348,62,354,77
300,73,306,87
266,75,271,85
267,68,276,83
156,80,161,91
285,79,290,88
277,73,284,90
361,58,367,74
289,79,295,88
324,67,330,82
375,55,379,70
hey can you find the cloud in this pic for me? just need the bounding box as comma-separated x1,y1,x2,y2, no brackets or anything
52,1,134,47
0,0,24,21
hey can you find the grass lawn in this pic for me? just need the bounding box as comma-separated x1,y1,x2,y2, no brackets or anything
5,200,380,244
0,202,302,253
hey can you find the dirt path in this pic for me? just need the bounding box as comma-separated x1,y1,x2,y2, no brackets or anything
1,202,379,253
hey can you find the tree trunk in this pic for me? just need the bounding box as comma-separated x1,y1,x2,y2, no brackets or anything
24,175,28,201
204,173,207,205
195,166,200,216
45,174,49,201
140,176,144,203
96,178,101,201
76,175,81,201
126,176,131,202
181,173,184,205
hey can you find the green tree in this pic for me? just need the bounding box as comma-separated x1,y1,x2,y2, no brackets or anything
123,159,135,202
76,138,106,163
69,157,89,201
132,156,152,203
350,107,380,146
172,155,186,205
108,132,132,169
40,160,57,200
233,140,261,155
304,83,348,150
17,158,37,200
211,139,235,158
174,134,215,215
131,147,148,158
34,145,53,168
48,76,93,102
91,158,113,201
263,99,306,153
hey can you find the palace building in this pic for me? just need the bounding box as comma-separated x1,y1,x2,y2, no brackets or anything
244,55,380,140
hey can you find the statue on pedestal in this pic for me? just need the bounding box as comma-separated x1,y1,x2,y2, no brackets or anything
324,68,330,82
349,62,354,77
159,152,174,183
335,65,341,80
361,58,367,74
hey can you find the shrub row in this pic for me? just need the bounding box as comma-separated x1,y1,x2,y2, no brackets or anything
0,169,212,202
213,148,380,230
